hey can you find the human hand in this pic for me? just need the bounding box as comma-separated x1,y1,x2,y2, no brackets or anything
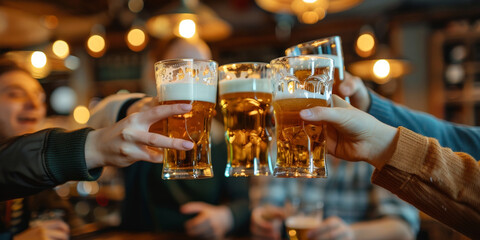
300,95,398,169
251,205,285,240
338,72,370,112
14,219,69,240
308,216,354,240
85,104,194,169
181,202,233,239
126,97,157,116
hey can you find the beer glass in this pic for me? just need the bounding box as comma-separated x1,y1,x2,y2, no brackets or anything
219,62,272,177
270,56,334,178
153,59,218,179
285,198,323,240
285,36,348,102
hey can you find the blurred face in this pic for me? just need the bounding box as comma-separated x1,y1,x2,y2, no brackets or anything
0,70,46,139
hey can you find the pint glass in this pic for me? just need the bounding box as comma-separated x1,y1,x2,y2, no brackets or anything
153,59,218,179
285,36,348,102
219,62,272,177
270,56,334,178
285,198,323,240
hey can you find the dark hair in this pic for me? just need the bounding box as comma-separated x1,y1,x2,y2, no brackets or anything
0,57,31,77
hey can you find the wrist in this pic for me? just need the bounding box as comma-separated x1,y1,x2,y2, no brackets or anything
84,130,104,169
219,205,234,233
369,125,399,169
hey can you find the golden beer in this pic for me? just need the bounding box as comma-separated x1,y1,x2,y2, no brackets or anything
285,216,322,240
220,91,272,176
271,56,333,178
273,98,328,176
154,59,218,180
219,62,273,177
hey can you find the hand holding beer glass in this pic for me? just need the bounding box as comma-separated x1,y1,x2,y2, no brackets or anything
219,62,273,177
285,198,323,240
153,59,218,179
270,56,334,178
285,36,348,102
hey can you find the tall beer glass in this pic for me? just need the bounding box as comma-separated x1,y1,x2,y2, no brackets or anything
285,36,348,102
270,56,334,178
153,59,218,180
219,62,272,177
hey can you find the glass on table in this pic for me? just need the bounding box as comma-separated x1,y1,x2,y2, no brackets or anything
285,197,324,240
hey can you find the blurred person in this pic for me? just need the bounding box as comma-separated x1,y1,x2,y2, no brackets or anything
339,72,480,159
251,157,419,239
299,95,480,239
0,59,76,240
87,37,250,239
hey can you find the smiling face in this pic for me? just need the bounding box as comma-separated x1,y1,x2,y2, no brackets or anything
0,70,46,139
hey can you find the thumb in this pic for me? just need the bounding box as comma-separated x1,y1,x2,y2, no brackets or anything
181,202,209,214
331,94,351,108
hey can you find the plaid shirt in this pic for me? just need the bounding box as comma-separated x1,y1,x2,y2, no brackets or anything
253,157,420,233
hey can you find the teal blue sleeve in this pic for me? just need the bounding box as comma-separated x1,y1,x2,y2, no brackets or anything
368,91,480,159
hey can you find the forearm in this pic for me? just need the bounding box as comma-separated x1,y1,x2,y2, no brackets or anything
367,91,480,159
0,128,100,201
372,127,480,238
351,217,414,240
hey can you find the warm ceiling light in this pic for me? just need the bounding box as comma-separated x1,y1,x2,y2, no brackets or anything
357,33,375,52
178,19,196,38
373,59,390,79
146,0,231,41
73,105,90,124
31,51,47,68
87,35,105,53
126,28,147,52
303,0,318,3
52,40,69,59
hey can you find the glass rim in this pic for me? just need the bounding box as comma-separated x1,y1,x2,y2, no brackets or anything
154,58,217,67
270,55,334,65
286,35,341,52
219,62,269,68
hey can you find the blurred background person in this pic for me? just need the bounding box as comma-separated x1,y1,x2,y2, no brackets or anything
251,160,419,240
87,37,250,239
0,58,81,240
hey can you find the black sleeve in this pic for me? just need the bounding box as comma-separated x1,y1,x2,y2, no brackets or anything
0,128,100,201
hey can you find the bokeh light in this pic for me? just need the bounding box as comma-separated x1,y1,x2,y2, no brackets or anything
178,19,196,39
52,40,70,59
31,51,47,68
73,105,90,124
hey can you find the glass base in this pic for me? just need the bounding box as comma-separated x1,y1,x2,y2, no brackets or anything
162,166,214,180
225,165,272,177
273,166,327,178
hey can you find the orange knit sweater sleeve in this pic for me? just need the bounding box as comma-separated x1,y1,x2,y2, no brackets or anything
371,127,480,238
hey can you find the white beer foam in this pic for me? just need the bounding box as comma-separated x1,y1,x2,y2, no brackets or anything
160,82,217,103
285,216,322,229
219,78,272,95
